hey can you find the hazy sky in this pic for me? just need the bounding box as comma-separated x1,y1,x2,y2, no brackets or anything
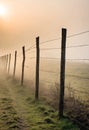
0,0,89,58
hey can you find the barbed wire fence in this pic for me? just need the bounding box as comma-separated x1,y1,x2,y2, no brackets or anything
0,28,89,129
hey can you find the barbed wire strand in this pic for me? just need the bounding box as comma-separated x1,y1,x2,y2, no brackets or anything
66,59,89,61
40,57,89,61
26,43,89,54
40,69,58,74
41,57,59,59
39,69,89,80
66,44,89,48
40,80,54,84
40,44,89,51
25,30,89,52
40,48,60,50
40,38,61,45
39,30,89,46
26,44,36,52
66,74,89,80
67,30,89,38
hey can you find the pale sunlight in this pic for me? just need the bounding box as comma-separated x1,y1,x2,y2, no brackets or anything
0,5,8,18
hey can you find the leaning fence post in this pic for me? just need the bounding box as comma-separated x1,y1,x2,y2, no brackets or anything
13,51,17,78
8,53,11,74
21,46,25,85
59,28,67,118
35,36,40,100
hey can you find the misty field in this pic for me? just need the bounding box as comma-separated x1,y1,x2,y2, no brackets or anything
0,58,89,129
24,60,89,103
39,61,89,129
24,60,89,129
10,58,89,109
0,74,80,130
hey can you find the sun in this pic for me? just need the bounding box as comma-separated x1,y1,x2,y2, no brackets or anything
0,5,7,17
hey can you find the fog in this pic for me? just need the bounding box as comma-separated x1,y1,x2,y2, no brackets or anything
0,0,89,60
0,0,89,87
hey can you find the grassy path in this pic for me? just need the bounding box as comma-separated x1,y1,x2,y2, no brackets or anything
0,76,28,130
0,75,80,130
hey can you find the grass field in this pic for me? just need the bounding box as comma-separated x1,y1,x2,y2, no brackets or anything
1,59,89,129
39,60,89,101
0,74,80,130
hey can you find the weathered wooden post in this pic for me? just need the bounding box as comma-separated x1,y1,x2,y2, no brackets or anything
35,37,40,99
21,46,25,85
6,54,8,72
59,28,67,118
8,53,11,74
13,51,17,78
4,55,6,71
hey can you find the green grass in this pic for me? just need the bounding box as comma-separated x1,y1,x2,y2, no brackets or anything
0,74,80,130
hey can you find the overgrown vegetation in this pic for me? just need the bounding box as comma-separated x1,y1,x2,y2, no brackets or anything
49,82,89,129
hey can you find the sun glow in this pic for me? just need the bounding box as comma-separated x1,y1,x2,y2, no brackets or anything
0,5,8,18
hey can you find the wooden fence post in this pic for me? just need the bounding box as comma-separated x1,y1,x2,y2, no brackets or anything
0,56,4,70
8,53,11,74
4,55,6,70
6,54,8,72
5,55,8,72
21,46,25,85
35,37,40,100
13,51,17,78
59,28,67,118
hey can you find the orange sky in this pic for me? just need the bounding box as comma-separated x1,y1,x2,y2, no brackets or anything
0,0,89,58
